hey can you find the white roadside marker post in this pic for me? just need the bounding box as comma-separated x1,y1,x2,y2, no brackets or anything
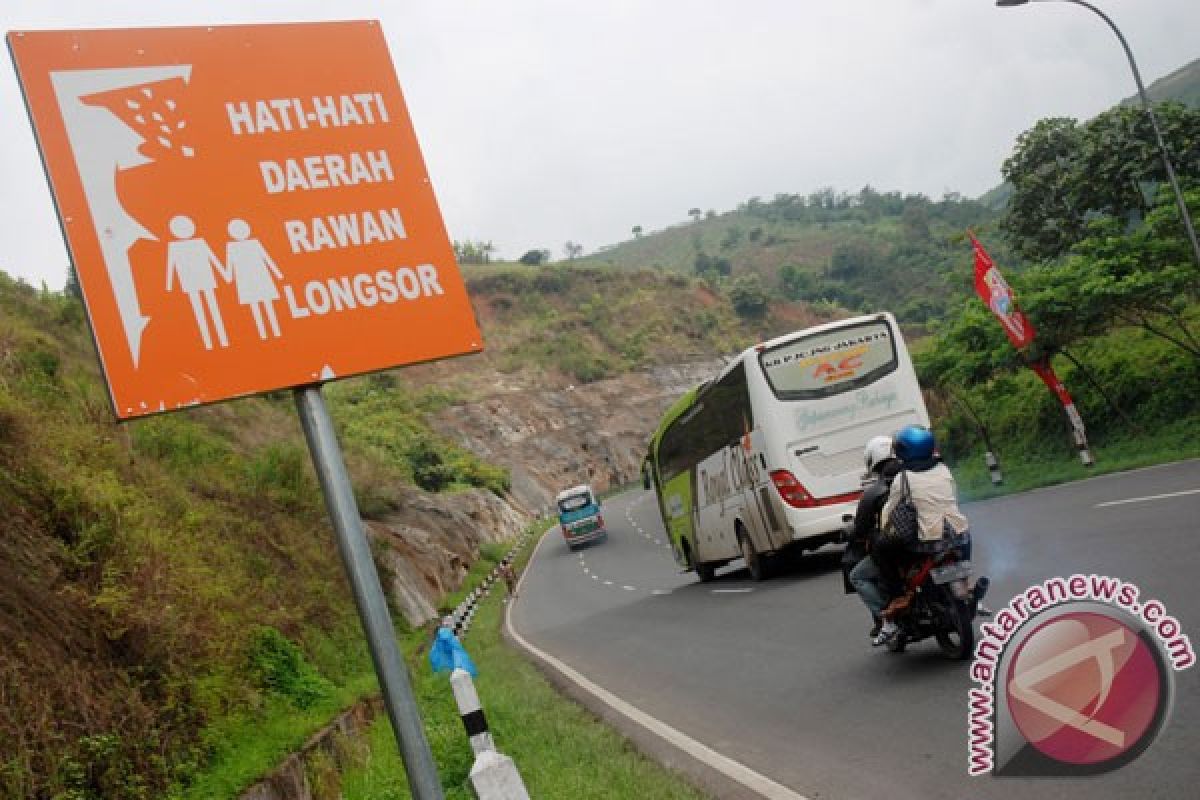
450,668,531,800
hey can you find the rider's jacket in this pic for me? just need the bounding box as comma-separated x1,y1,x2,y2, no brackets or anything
881,460,969,542
841,459,900,593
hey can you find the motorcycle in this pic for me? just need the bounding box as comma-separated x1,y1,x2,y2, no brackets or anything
879,532,989,660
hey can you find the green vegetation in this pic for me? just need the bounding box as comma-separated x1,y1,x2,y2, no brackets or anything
0,272,512,799
464,263,826,385
341,535,708,800
918,102,1200,489
580,187,1005,327
327,375,510,497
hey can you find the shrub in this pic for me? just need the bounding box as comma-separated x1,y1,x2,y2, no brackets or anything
245,626,334,710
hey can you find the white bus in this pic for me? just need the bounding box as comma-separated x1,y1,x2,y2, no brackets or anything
643,312,929,581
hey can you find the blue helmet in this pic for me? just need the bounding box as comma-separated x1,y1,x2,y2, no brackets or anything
893,424,936,462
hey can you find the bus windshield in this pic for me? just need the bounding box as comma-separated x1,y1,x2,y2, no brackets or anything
758,319,897,400
558,492,592,513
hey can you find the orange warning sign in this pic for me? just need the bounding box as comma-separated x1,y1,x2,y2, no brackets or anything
8,21,482,419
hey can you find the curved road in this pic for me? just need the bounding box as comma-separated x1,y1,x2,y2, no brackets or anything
509,459,1200,799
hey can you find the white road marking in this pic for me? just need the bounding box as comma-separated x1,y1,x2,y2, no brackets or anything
712,588,754,594
623,585,636,591
592,575,599,580
506,537,811,800
1095,488,1200,507
651,589,673,596
604,580,613,586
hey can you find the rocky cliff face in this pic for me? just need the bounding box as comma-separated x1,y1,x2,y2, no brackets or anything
429,361,722,514
367,485,527,626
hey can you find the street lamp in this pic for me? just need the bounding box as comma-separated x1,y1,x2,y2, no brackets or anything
997,0,1200,268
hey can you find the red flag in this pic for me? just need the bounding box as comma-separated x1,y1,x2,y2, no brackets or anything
972,233,1035,349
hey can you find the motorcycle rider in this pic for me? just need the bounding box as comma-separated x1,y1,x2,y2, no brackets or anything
846,435,902,642
875,424,972,643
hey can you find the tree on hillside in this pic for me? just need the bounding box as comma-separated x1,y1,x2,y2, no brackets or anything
453,239,494,265
688,208,703,223
1001,117,1084,262
1002,103,1200,262
563,241,584,261
632,225,643,239
518,249,551,266
779,263,817,301
1024,197,1200,360
828,240,885,281
64,263,82,300
694,251,731,278
729,274,769,319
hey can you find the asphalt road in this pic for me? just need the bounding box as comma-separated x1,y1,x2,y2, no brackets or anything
509,459,1200,799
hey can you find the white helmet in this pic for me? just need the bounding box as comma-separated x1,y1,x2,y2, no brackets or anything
864,435,895,474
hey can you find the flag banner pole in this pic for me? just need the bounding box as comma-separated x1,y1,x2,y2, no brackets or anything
970,233,1093,466
1029,360,1094,467
294,384,445,800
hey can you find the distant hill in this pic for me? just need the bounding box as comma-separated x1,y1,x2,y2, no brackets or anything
1122,57,1200,109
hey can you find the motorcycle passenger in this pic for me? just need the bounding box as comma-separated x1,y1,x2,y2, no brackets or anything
846,435,902,643
874,424,971,643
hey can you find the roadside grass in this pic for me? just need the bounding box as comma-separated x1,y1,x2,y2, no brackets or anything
951,417,1200,502
169,640,378,800
342,529,710,800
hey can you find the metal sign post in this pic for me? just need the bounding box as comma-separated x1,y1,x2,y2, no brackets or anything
295,384,444,800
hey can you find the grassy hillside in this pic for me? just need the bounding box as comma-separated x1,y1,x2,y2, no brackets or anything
456,263,834,385
575,190,1005,327
0,272,514,798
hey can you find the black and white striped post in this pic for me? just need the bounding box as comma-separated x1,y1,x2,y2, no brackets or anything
450,667,530,799
984,450,1003,486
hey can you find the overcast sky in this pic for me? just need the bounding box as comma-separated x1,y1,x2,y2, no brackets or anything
2,0,1197,289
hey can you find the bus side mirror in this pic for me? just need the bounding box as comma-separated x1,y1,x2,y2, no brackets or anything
642,467,652,491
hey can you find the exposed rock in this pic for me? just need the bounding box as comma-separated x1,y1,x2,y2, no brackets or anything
430,361,721,513
366,485,527,627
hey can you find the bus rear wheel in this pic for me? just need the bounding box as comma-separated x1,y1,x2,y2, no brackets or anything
738,528,767,581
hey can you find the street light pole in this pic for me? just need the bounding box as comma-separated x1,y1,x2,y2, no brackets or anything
997,0,1200,269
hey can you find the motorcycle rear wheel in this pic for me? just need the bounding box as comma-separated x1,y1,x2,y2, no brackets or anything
936,598,975,660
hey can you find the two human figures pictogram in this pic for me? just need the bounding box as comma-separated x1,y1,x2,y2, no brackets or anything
165,215,284,350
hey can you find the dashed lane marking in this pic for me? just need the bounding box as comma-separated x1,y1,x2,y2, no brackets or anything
506,533,812,800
